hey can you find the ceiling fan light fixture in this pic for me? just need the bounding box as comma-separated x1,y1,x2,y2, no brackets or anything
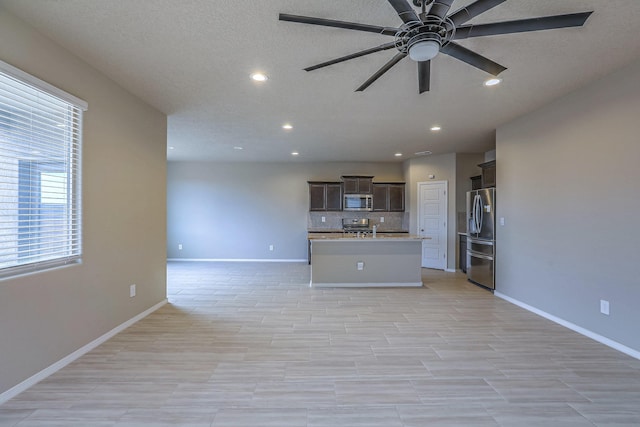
408,39,440,61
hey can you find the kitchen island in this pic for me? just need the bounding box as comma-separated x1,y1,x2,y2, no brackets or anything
308,233,424,288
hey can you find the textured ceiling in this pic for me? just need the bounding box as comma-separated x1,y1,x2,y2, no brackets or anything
2,0,640,162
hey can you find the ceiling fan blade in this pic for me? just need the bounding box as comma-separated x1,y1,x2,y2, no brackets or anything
418,60,431,93
279,13,398,36
304,42,397,72
454,12,593,40
440,42,506,76
448,0,507,26
387,0,420,23
356,52,407,92
428,0,455,21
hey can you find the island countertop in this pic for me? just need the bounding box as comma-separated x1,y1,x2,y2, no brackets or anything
308,233,426,241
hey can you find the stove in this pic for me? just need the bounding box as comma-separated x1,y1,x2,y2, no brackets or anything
342,218,371,234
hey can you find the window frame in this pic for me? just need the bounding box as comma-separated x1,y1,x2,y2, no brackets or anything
0,60,87,279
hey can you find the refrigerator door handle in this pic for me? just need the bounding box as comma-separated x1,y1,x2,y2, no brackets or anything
472,195,477,233
469,194,476,233
474,195,482,234
479,195,484,233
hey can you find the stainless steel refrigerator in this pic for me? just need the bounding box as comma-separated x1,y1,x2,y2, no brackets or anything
466,188,496,290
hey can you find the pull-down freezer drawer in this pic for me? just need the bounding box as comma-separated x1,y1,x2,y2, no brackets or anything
466,252,494,290
466,239,495,290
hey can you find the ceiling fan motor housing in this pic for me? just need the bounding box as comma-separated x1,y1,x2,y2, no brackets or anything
397,18,449,61
409,26,442,45
412,0,434,7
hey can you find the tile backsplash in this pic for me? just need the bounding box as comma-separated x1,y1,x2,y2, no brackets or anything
308,212,409,232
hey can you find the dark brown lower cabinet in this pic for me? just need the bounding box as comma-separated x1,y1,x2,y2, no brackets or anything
459,234,467,273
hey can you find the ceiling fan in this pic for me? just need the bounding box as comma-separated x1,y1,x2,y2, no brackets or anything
279,0,593,93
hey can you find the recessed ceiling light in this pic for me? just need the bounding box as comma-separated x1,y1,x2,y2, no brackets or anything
291,151,299,156
414,150,433,156
430,126,441,132
168,146,175,150
233,146,243,150
250,73,268,82
394,153,402,157
282,123,293,130
484,78,502,87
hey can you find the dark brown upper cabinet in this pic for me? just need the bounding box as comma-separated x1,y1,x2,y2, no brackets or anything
341,176,373,194
372,183,405,212
479,160,496,188
308,182,342,211
470,175,482,190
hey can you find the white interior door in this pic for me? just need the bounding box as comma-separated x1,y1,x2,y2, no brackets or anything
418,181,448,270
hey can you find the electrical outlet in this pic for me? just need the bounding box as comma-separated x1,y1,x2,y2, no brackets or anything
357,261,364,271
321,216,326,223
130,284,136,298
600,299,610,315
178,244,183,250
380,217,385,223
269,244,274,251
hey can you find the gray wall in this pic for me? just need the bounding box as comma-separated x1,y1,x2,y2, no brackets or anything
0,9,167,394
167,161,404,260
496,58,640,352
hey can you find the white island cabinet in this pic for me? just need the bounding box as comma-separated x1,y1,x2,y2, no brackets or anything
308,235,424,288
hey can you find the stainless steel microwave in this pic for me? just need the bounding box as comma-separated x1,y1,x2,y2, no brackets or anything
344,194,373,211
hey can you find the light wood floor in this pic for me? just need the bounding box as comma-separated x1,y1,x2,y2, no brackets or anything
1,261,640,426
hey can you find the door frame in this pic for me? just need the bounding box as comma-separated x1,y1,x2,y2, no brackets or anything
417,181,449,271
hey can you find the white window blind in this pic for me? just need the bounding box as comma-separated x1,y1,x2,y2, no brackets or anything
0,60,87,279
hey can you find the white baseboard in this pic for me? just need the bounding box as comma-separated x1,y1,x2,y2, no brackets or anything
167,258,307,263
445,268,457,273
495,291,640,360
0,299,168,405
